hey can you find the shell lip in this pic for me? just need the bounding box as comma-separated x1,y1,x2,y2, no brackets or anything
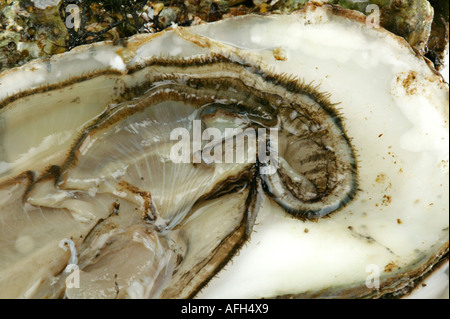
398,250,449,299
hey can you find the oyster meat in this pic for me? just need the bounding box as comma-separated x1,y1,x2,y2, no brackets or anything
0,3,448,298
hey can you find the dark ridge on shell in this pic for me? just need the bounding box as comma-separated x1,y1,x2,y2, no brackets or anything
0,68,125,110
126,53,230,73
23,165,61,201
188,170,259,299
0,170,35,202
187,219,248,299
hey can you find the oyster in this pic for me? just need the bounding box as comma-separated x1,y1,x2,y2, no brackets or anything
0,3,448,298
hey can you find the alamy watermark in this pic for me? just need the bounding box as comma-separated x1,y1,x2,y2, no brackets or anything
65,4,81,30
365,264,380,289
365,4,381,29
62,3,381,31
59,238,80,289
169,120,279,175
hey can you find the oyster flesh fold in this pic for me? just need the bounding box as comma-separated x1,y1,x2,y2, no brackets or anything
0,3,448,298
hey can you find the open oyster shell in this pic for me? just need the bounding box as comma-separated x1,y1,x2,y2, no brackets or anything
0,2,448,298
